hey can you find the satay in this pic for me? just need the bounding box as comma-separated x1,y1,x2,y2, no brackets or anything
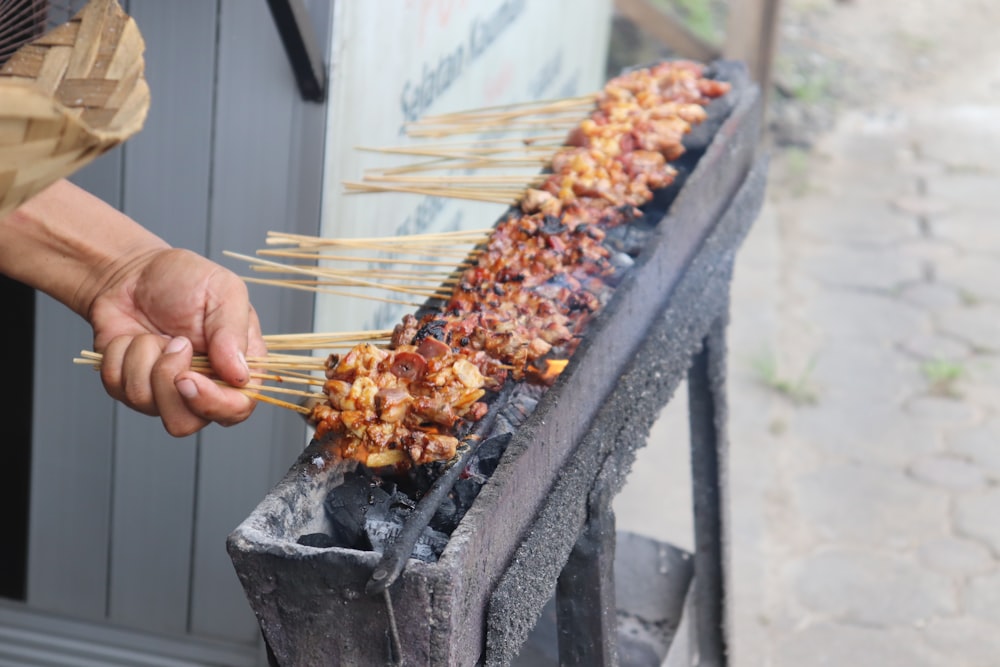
309,61,729,469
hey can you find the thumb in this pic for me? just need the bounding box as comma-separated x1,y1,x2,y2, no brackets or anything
203,279,253,387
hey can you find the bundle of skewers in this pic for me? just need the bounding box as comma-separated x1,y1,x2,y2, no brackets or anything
77,60,731,470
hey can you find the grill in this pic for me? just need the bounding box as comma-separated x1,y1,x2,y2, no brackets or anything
227,61,766,667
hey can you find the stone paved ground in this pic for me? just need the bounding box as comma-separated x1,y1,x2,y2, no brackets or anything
613,0,1000,664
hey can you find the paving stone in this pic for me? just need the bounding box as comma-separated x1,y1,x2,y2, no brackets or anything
794,403,942,466
904,395,983,430
794,245,923,291
792,548,956,624
898,238,964,267
949,416,1000,479
899,158,947,181
934,256,1000,305
909,454,989,490
927,171,1000,217
911,108,1000,178
809,341,922,406
892,194,952,218
775,622,951,667
953,378,1000,413
802,290,929,343
791,198,921,247
898,282,964,312
794,464,949,548
898,330,971,361
923,617,1000,667
917,536,994,576
955,488,1000,554
964,571,1000,625
931,213,1000,258
936,304,1000,353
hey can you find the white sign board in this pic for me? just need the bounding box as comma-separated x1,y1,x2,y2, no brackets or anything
316,0,612,335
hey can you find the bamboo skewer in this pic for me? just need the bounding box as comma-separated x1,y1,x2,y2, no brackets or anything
363,174,547,186
256,250,471,268
342,182,522,204
406,93,596,121
357,142,563,156
268,228,491,243
248,277,450,300
250,265,459,282
262,330,391,343
230,251,458,300
216,380,323,401
238,391,312,415
244,277,425,307
375,158,551,177
405,101,591,129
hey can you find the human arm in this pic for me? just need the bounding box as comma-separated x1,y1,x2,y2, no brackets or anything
0,178,267,436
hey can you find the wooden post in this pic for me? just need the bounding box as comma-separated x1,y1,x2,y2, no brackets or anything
613,0,722,63
724,0,783,93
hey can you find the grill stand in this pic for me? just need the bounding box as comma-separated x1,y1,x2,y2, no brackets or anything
229,64,765,667
486,153,764,665
512,307,733,667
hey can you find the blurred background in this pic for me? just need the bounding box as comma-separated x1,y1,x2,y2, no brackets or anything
612,0,1000,665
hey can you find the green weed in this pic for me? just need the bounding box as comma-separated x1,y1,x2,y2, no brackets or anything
751,351,819,405
921,359,964,397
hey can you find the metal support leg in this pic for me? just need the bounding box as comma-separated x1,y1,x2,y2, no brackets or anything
687,312,730,667
555,486,618,666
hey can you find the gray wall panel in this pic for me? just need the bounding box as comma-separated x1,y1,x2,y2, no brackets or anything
23,0,327,655
26,296,116,621
106,0,220,634
107,423,197,634
26,149,125,619
189,0,323,642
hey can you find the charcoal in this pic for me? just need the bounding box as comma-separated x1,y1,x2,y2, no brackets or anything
322,467,376,549
468,432,509,478
604,222,654,256
366,518,450,562
430,477,482,534
297,532,338,548
500,391,539,429
429,493,460,533
608,251,635,276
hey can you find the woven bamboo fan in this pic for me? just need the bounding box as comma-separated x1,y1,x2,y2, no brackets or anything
0,0,149,219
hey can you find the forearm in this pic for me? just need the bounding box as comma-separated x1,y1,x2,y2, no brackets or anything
0,179,169,319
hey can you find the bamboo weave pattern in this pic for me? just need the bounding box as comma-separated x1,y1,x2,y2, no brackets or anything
0,0,149,218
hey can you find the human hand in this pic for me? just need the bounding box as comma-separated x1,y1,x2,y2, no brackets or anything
87,247,267,436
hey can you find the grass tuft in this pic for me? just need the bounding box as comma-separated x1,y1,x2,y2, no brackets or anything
750,351,819,405
920,359,964,397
